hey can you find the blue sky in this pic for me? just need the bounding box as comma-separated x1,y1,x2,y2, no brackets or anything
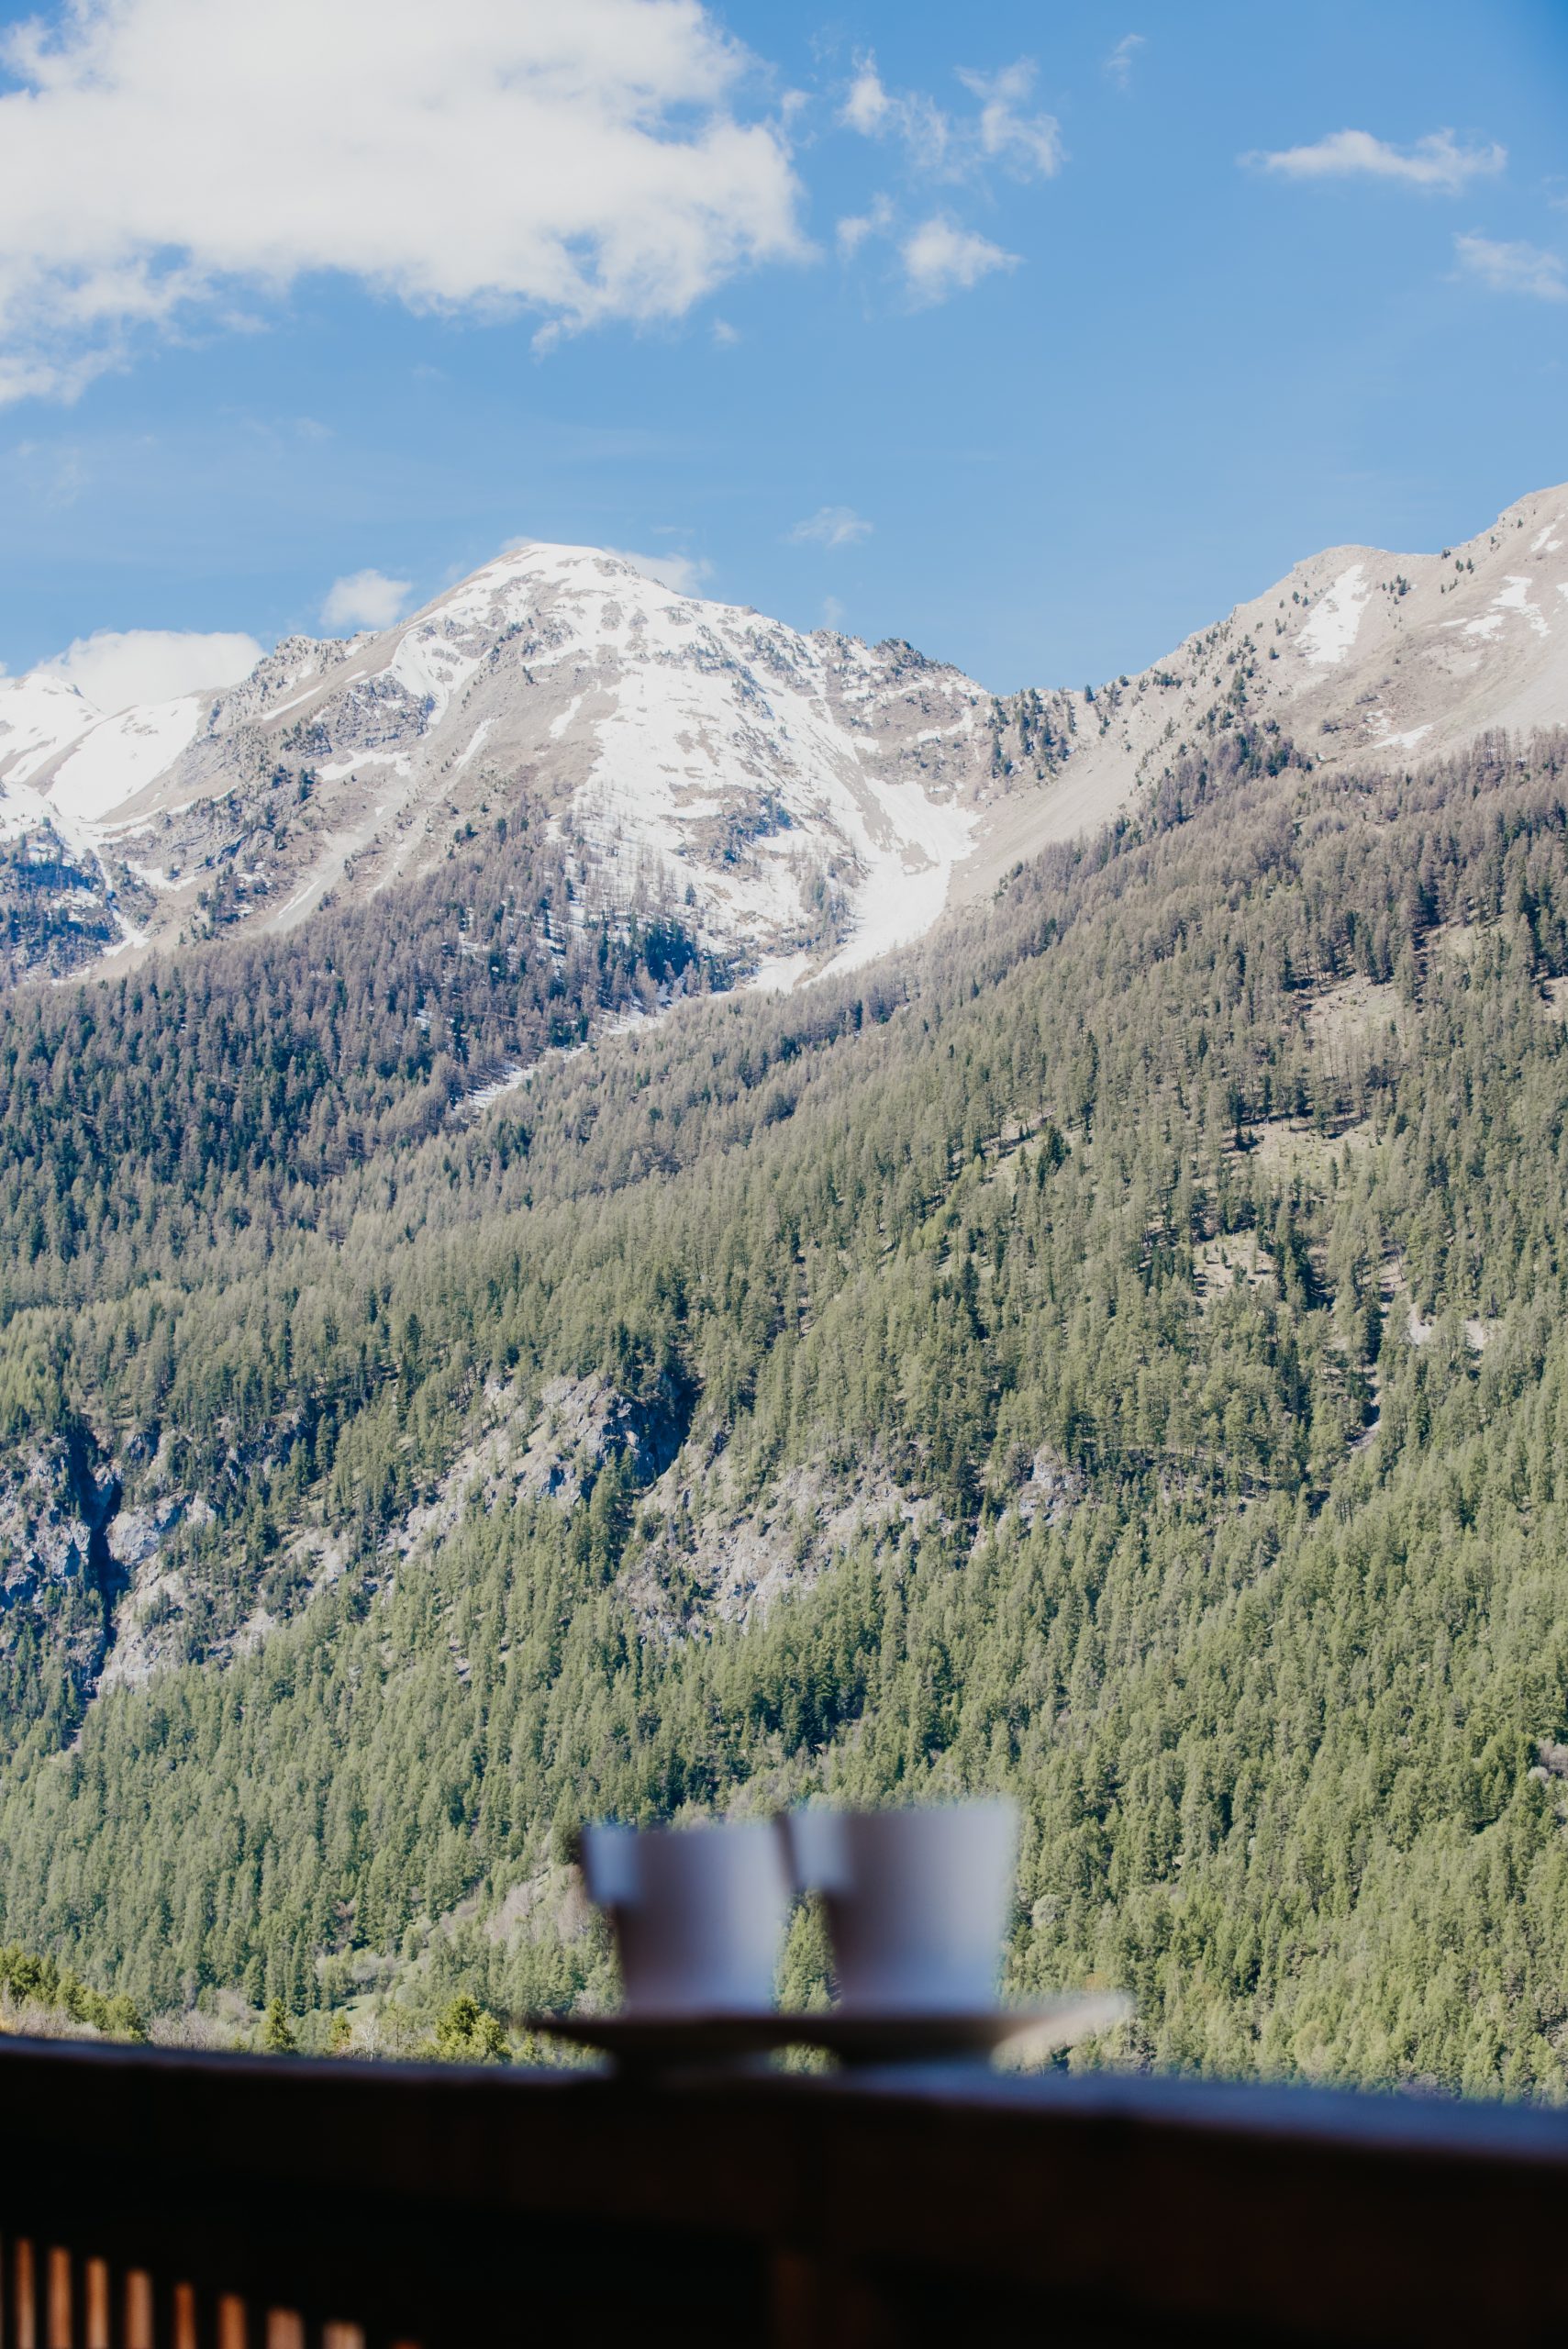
0,0,1564,700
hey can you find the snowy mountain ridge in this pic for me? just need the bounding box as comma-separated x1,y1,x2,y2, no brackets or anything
0,544,1000,985
3,484,1566,988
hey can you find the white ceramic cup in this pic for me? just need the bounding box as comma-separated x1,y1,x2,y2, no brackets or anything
579,1818,793,2016
784,1798,1018,2014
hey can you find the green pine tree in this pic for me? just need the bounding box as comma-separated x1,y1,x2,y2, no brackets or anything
261,1998,296,2054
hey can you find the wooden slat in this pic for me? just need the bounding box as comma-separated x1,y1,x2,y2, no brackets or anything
83,2262,110,2349
172,2283,199,2349
14,2240,37,2349
123,2270,153,2349
43,2251,69,2349
215,2297,249,2349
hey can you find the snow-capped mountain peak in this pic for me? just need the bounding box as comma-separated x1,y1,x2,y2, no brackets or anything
0,540,998,983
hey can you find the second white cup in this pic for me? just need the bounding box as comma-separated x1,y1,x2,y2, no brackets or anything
784,1798,1018,2013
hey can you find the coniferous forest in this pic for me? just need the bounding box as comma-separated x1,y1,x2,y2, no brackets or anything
5,726,1568,2092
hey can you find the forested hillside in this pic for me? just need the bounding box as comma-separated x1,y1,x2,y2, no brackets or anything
0,817,714,1728
4,725,1568,2095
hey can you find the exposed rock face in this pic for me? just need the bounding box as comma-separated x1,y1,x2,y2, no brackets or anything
1013,1443,1088,1530
90,1491,213,1697
617,1451,945,1638
0,821,124,980
0,1439,114,1600
0,1410,221,1711
0,1432,123,1697
371,1373,935,1644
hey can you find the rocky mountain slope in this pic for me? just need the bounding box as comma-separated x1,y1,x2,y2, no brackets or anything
962,480,1568,898
4,485,1565,990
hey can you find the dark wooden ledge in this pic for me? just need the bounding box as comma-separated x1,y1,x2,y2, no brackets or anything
3,2034,1567,2344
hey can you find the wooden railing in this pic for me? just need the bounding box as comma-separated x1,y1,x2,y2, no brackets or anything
4,2033,1568,2345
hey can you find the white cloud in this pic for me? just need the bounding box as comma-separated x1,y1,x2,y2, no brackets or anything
901,217,1017,305
787,507,873,551
608,548,714,593
839,51,1059,184
0,0,806,403
837,196,895,258
1105,34,1143,90
821,595,846,629
954,61,1063,180
1454,232,1568,302
711,317,740,346
39,628,262,711
842,61,894,139
839,57,950,172
320,570,414,632
1247,128,1506,195
831,55,1054,302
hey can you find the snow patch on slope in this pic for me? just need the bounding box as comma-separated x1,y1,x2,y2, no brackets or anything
1296,565,1369,666
820,775,976,976
51,698,205,831
1492,576,1551,640
1451,573,1553,643
452,720,492,772
383,628,483,724
0,673,102,785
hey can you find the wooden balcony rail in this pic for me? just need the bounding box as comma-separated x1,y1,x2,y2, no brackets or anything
3,2032,1568,2345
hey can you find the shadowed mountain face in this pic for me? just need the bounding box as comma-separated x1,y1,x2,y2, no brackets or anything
3,487,1565,989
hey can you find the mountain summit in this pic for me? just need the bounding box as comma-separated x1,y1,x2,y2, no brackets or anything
2,486,1565,987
